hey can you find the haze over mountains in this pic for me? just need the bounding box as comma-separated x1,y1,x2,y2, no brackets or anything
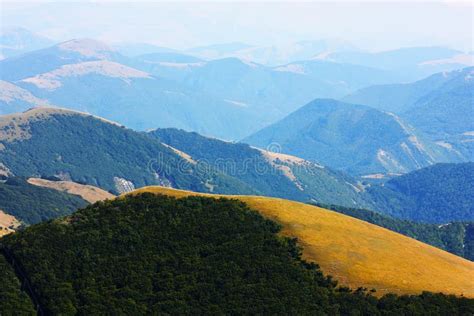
1,10,474,313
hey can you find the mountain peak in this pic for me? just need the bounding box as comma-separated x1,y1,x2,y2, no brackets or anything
58,38,115,59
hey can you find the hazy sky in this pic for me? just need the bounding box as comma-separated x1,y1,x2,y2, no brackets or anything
1,1,473,51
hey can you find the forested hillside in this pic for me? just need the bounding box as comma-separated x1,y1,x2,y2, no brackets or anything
149,128,371,207
0,255,36,315
0,108,255,195
368,163,474,223
1,193,473,314
0,177,87,225
243,99,457,175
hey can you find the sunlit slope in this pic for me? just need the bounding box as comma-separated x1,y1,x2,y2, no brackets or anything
130,186,474,297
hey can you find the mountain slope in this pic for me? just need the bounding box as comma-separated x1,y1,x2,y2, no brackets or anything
0,38,124,81
0,108,255,195
1,193,473,314
131,186,474,297
343,68,466,113
325,47,472,80
244,99,456,175
0,41,257,139
344,67,474,160
0,177,88,226
149,128,370,208
0,27,54,60
367,162,474,223
0,80,52,114
27,177,115,203
1,40,404,139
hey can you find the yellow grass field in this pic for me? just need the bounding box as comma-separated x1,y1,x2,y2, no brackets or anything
129,186,474,297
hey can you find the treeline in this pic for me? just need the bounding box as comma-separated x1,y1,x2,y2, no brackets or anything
314,202,474,261
1,194,472,314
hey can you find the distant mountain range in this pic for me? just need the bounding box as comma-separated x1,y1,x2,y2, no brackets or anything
320,47,474,81
345,67,474,160
2,37,471,141
0,27,54,60
243,98,465,175
0,38,399,139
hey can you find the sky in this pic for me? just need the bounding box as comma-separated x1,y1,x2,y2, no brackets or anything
1,0,473,52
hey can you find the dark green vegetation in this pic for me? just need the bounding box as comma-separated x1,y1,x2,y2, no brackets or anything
0,255,36,315
149,128,371,208
0,110,255,195
1,194,473,314
367,163,474,223
243,98,459,175
0,177,87,225
1,110,471,225
315,202,474,261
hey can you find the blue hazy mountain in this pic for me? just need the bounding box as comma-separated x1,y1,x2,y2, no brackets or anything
0,40,257,139
185,42,254,59
0,38,126,81
0,80,53,114
185,39,357,66
1,39,403,139
243,99,463,175
323,46,472,80
113,42,178,57
0,27,54,60
345,67,474,161
133,56,401,128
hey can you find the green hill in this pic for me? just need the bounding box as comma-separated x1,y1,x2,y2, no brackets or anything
149,128,371,208
0,108,254,196
1,193,473,314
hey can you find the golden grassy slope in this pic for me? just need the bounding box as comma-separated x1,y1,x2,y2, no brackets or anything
0,210,20,237
27,178,115,203
129,186,474,298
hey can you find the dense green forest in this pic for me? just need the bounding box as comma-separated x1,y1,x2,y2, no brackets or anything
1,194,472,314
149,128,371,208
0,177,88,225
367,162,474,223
0,112,254,195
0,255,36,315
314,202,474,261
